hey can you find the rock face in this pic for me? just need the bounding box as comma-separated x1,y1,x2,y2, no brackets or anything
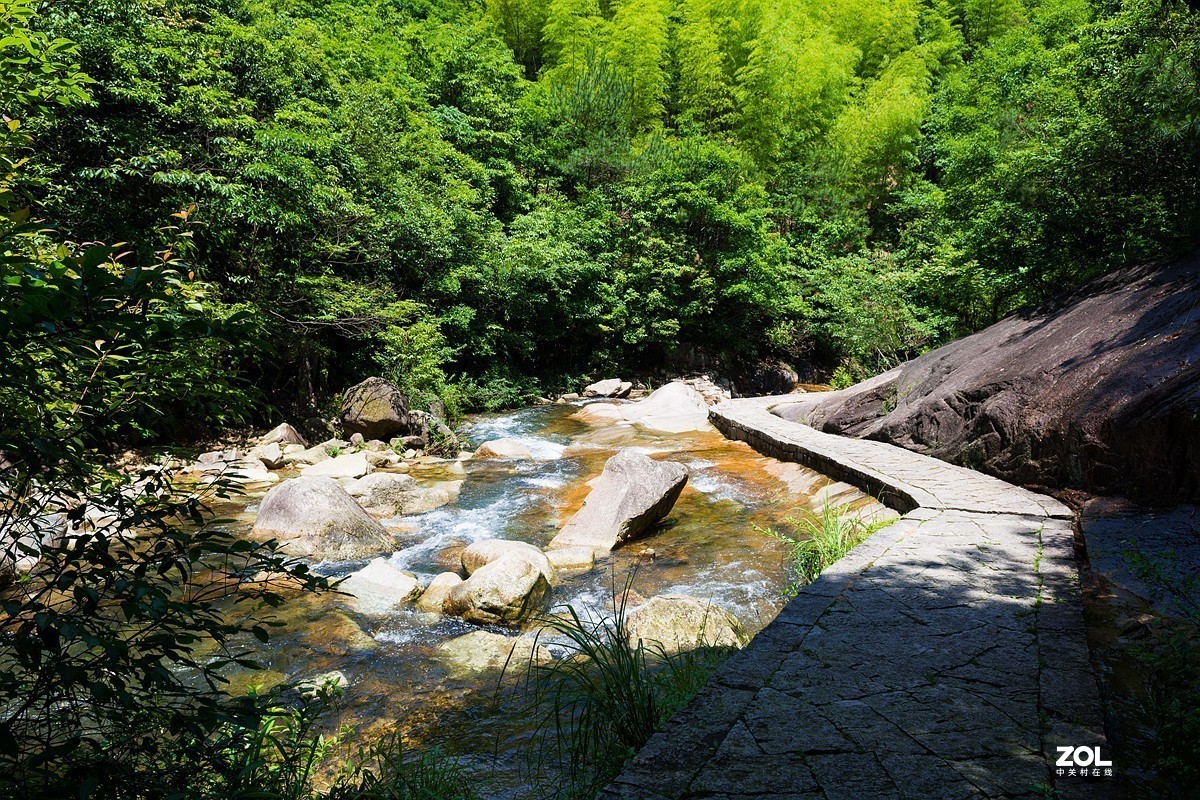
584,378,633,398
771,255,1200,505
340,558,422,613
548,450,688,552
627,594,750,653
474,438,533,459
445,548,553,626
252,477,395,561
339,377,414,441
435,630,552,676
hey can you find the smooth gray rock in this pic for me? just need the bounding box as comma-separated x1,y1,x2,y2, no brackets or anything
339,377,414,441
445,556,552,626
549,450,688,552
251,477,394,560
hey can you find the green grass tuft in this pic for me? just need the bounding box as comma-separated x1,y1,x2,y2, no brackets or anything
765,501,893,595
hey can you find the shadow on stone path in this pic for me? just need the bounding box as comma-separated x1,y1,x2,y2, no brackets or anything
600,398,1118,800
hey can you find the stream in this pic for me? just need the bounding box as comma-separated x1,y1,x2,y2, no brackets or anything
206,400,881,795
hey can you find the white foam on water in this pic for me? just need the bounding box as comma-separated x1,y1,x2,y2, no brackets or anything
688,470,746,503
549,585,621,627
521,475,567,489
516,437,568,460
662,566,777,621
387,494,526,572
374,626,432,646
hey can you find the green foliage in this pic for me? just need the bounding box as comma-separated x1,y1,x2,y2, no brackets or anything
12,0,1199,406
765,502,892,593
218,682,482,800
514,587,729,797
0,8,334,795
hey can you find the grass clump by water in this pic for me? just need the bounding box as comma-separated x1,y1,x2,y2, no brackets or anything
220,681,481,800
510,584,730,799
1119,543,1200,798
764,501,893,595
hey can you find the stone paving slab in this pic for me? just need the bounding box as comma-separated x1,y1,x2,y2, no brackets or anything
600,399,1113,800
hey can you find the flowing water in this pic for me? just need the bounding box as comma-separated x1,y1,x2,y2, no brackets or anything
209,401,880,795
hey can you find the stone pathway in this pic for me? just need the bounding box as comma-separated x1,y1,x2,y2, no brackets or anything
601,398,1116,800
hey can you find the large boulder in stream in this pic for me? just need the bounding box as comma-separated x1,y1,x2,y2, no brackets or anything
571,381,711,433
445,555,553,626
346,473,462,517
769,254,1200,505
548,450,688,552
435,630,553,676
461,539,556,585
339,377,415,441
252,477,396,561
627,594,750,654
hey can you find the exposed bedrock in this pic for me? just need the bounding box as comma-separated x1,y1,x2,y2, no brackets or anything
773,254,1200,505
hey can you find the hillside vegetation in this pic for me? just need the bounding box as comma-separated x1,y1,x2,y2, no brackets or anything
3,0,1200,795
10,0,1200,427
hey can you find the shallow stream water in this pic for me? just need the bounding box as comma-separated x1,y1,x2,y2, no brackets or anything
208,401,874,795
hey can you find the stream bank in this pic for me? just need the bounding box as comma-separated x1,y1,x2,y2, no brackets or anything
192,389,888,795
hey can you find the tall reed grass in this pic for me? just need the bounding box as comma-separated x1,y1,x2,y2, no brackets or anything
765,501,891,594
509,579,730,799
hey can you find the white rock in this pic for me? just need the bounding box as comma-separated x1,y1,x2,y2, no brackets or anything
546,546,596,573
340,558,422,613
474,438,534,459
622,382,711,433
301,452,373,479
259,423,308,447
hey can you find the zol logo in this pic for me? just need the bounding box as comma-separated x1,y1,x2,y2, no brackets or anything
1055,746,1114,778
1056,746,1111,767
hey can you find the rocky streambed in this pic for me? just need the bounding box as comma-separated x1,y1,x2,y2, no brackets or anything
187,382,889,794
